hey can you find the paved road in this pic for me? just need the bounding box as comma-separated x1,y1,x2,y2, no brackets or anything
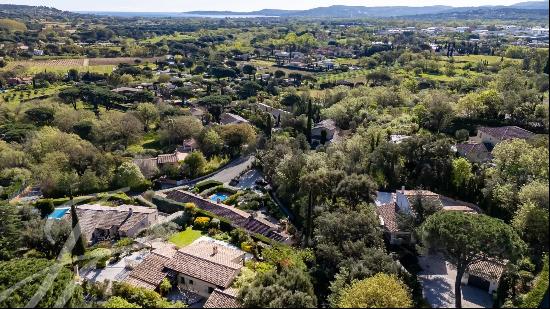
204,156,254,185
156,156,254,193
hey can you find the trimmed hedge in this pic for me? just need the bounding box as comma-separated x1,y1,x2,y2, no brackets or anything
200,185,237,197
194,180,223,192
520,255,549,308
152,195,185,214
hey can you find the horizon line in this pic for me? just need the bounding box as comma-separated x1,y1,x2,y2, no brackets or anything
11,0,544,14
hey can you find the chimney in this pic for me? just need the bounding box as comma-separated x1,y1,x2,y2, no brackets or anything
212,245,218,256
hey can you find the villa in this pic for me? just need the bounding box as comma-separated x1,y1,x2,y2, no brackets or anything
376,187,480,245
66,204,159,245
476,126,534,147
123,240,245,306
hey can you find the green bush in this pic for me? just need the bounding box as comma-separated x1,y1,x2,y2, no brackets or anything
194,216,211,229
115,238,133,248
194,180,223,192
108,192,135,204
111,282,185,308
152,196,185,214
520,255,549,308
96,256,110,269
34,198,55,218
201,185,237,197
225,192,244,205
104,296,141,308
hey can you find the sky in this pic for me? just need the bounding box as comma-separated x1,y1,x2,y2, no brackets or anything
4,0,532,12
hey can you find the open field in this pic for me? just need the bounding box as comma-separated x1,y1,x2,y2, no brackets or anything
1,57,160,74
0,84,69,108
316,68,371,83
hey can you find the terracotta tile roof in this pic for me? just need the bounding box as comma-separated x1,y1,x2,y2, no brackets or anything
71,204,156,242
377,203,400,233
204,288,241,308
123,276,158,290
164,190,291,243
467,259,507,282
123,253,171,289
164,251,240,288
220,113,249,125
179,241,244,269
401,190,443,215
478,126,534,141
455,142,493,162
439,196,481,213
379,191,480,233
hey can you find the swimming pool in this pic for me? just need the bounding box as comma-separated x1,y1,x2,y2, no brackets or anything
209,193,229,203
48,208,69,219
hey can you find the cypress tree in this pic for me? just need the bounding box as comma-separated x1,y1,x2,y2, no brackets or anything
306,99,313,144
70,201,86,262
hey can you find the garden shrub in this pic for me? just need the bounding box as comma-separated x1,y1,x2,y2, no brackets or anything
96,256,110,269
111,282,184,308
103,296,141,308
194,216,211,229
115,238,133,248
194,179,223,192
520,255,549,308
184,202,196,213
225,192,244,205
210,218,220,229
152,196,185,214
241,241,254,253
159,278,172,296
35,198,55,218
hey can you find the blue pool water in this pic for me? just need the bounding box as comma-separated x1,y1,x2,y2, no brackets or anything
48,208,69,219
210,193,229,203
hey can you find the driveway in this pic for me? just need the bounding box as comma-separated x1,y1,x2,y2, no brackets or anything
205,156,254,185
418,255,494,308
235,169,263,190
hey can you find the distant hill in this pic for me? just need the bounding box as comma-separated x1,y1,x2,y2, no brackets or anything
184,5,455,18
182,2,549,18
1,1,548,20
0,4,84,20
400,7,549,21
509,0,549,9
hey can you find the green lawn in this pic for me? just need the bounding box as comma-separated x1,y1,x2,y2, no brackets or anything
168,227,203,247
127,131,163,154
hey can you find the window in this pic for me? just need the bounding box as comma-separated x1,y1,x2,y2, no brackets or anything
208,287,214,294
188,279,193,285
